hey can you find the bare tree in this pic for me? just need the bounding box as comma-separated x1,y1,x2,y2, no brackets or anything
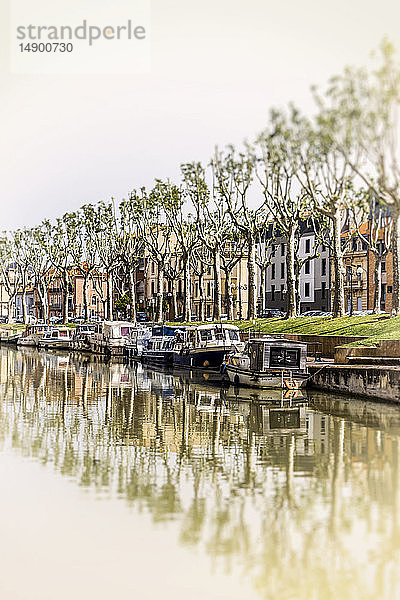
312,40,400,314
119,197,145,322
351,191,392,313
256,113,311,318
220,234,246,319
185,162,229,320
213,145,265,320
129,186,172,322
0,234,22,321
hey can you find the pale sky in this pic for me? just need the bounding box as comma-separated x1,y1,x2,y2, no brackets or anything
1,0,400,230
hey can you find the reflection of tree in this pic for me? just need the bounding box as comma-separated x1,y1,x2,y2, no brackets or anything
1,348,400,598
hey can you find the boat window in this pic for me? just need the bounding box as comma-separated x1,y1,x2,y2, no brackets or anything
214,328,224,340
60,331,68,337
228,330,239,341
121,327,132,337
199,329,213,341
269,347,300,368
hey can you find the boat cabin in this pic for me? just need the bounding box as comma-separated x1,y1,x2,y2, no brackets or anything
244,338,307,371
102,321,136,340
174,324,242,350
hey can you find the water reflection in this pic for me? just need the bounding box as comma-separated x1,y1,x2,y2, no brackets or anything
1,346,400,599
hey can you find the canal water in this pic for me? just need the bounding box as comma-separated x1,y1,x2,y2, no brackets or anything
1,347,400,600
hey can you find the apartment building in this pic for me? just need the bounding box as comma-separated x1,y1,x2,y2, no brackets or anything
257,223,331,314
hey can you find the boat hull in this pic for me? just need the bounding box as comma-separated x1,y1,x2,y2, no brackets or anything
173,348,227,369
225,364,309,389
38,340,73,351
142,351,174,366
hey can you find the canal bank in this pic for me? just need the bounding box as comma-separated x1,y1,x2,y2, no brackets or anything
309,363,400,403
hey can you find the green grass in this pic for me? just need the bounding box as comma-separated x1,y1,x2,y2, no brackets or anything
167,314,400,347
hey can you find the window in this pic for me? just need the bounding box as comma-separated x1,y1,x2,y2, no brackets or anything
269,347,300,369
280,263,285,278
321,244,326,252
305,282,310,297
271,244,276,257
207,282,211,297
91,295,97,305
382,262,386,272
200,329,213,341
271,264,276,279
321,258,326,276
228,330,240,341
321,282,326,299
151,261,155,274
281,243,285,256
305,239,310,254
271,284,275,301
281,284,285,296
151,281,155,296
388,286,393,293
305,261,310,275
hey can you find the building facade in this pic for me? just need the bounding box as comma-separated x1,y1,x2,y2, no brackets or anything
257,224,331,314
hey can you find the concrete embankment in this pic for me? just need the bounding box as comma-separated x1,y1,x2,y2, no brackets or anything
309,363,400,403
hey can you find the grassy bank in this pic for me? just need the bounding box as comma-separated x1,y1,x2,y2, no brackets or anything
168,314,400,346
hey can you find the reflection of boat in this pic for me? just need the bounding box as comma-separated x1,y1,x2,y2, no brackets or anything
225,338,309,389
38,327,74,350
173,324,244,369
249,401,308,435
18,324,54,347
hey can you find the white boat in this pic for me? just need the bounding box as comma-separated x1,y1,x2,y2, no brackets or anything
38,327,74,350
17,324,54,347
72,324,98,351
89,321,137,356
173,324,244,369
224,337,309,389
125,324,152,359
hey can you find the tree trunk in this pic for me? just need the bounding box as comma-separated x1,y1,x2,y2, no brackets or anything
156,263,164,322
183,257,191,321
373,256,382,314
171,279,178,321
22,287,27,324
7,297,14,322
224,269,233,320
83,275,89,321
198,271,205,321
259,267,266,313
38,284,48,322
129,270,137,322
247,235,257,320
62,272,68,323
332,207,345,317
107,272,114,321
286,226,297,319
391,206,400,316
213,249,222,320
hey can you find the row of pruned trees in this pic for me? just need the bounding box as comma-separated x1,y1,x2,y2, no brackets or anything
1,41,399,322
